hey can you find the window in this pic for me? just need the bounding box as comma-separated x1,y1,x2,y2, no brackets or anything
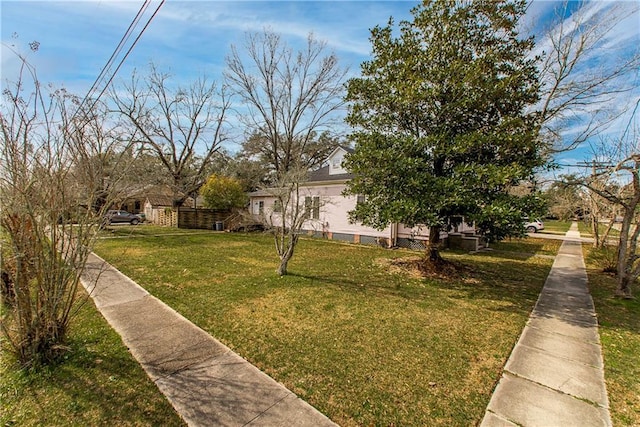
273,199,282,213
332,156,342,168
312,196,320,220
304,197,312,219
258,201,264,215
304,196,320,220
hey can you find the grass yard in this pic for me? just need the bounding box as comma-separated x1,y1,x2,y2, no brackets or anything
100,223,202,237
0,289,185,426
584,246,640,425
539,219,572,235
578,220,621,239
91,228,558,426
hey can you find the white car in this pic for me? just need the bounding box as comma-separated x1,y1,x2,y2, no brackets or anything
524,219,544,233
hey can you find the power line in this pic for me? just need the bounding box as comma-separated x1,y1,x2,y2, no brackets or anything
72,0,165,123
555,161,615,168
83,0,165,117
73,0,151,118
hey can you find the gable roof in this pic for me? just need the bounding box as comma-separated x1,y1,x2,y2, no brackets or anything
145,195,175,207
307,165,353,183
246,145,355,195
326,145,354,159
303,144,353,183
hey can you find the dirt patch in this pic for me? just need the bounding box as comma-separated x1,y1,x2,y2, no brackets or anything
377,256,477,283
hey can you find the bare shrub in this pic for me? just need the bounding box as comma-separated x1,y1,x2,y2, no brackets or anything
0,53,130,367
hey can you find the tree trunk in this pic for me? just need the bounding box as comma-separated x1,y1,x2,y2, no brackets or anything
591,213,600,248
276,232,298,276
598,218,615,248
616,207,634,299
616,274,633,299
426,225,443,263
277,257,289,276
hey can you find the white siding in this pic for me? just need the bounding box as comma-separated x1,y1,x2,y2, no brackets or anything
298,184,390,238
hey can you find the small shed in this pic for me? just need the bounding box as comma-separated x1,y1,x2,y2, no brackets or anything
144,195,177,227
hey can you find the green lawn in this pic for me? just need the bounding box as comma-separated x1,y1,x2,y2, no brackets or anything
5,227,636,425
0,290,185,426
539,219,573,234
88,229,557,426
584,246,640,426
578,220,621,238
100,223,202,237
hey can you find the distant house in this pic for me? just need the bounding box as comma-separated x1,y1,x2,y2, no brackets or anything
110,185,148,215
139,185,197,227
247,146,482,250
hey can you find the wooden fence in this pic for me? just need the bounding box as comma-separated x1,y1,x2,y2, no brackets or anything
177,208,233,230
147,207,178,227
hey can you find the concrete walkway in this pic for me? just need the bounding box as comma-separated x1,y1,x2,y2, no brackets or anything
80,253,336,427
481,223,612,426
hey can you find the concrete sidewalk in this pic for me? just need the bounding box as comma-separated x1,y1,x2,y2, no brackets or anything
80,253,336,427
481,223,611,426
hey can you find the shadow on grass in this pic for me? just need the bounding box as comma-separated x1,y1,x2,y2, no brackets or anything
288,252,551,317
1,340,183,426
588,268,640,336
487,238,559,259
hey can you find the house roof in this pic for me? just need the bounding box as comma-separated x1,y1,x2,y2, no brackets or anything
247,189,273,197
307,165,353,183
247,145,355,197
145,195,175,207
327,145,354,158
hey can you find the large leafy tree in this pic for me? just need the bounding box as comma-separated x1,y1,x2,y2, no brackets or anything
543,176,586,221
345,0,547,263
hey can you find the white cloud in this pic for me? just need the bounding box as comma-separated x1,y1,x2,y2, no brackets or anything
2,0,637,165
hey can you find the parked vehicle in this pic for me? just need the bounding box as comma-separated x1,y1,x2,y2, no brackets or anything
524,218,544,233
104,210,143,225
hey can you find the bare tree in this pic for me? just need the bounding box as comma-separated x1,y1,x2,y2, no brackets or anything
61,94,139,213
239,131,340,181
580,165,622,248
267,168,310,276
0,51,128,366
225,30,347,275
111,63,230,207
568,107,640,298
536,1,640,152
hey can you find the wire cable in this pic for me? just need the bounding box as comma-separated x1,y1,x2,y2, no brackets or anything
73,0,151,118
84,0,165,116
72,0,164,123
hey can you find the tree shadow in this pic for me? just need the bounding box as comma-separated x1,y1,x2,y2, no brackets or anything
587,266,640,336
2,341,184,426
288,250,553,317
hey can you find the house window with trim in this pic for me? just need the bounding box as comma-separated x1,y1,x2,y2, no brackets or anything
258,201,264,215
304,196,320,220
273,199,282,213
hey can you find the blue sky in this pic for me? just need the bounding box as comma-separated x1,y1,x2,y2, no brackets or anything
1,0,639,175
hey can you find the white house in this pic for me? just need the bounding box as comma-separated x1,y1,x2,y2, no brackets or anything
248,146,481,250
